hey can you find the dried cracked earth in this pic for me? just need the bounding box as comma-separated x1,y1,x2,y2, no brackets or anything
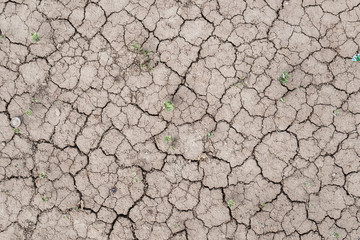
1,0,360,239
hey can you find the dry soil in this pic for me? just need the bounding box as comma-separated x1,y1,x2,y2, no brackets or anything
1,0,360,239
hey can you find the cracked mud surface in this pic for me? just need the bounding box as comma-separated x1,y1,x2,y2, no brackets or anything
1,0,360,239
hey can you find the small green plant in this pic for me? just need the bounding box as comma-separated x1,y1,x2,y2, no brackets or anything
73,206,79,211
164,100,174,112
131,173,139,183
40,172,46,179
227,199,235,208
42,196,47,202
174,224,178,229
304,182,311,187
164,136,175,150
131,42,154,70
32,97,37,103
280,97,285,102
260,203,267,208
278,71,290,84
31,32,40,42
14,128,19,134
332,232,339,238
0,34,4,39
333,109,339,116
26,109,32,116
207,132,213,138
352,53,360,62
309,203,314,207
232,76,245,88
14,164,18,168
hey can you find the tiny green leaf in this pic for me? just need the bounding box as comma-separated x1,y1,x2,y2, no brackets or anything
333,109,339,116
0,34,4,39
40,172,46,178
278,71,290,84
31,32,40,42
280,97,285,102
42,196,47,202
14,128,19,134
164,136,171,143
164,100,174,112
26,109,32,116
227,199,235,208
207,132,213,138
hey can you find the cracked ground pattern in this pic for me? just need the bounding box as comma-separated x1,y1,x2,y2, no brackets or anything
0,0,360,239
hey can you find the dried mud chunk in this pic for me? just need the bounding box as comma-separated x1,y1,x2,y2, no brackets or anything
158,37,199,76
169,181,201,210
0,223,24,240
334,137,360,174
283,203,317,235
255,132,297,182
225,176,281,225
185,218,208,239
200,158,230,188
180,19,213,46
318,217,347,240
77,4,106,38
195,188,230,227
75,111,111,154
210,122,258,167
315,156,345,186
309,186,353,222
109,217,134,240
146,171,172,198
185,60,211,96
166,208,193,234
228,158,261,184
103,167,144,215
313,126,346,154
134,222,171,240
0,178,34,231
208,220,237,240
154,15,183,40
345,172,360,197
283,164,320,202
250,211,282,235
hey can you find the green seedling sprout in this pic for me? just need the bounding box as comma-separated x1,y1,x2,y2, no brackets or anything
42,196,47,202
164,136,175,150
304,182,311,187
131,173,139,183
14,164,18,168
227,199,235,208
31,32,40,42
333,109,339,116
278,71,290,84
14,128,19,134
40,172,46,179
26,109,32,116
0,34,4,39
164,100,174,112
207,132,213,138
280,97,285,102
131,42,155,70
260,203,267,208
73,206,79,210
332,232,339,238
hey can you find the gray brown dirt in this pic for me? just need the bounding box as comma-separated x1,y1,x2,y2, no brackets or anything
1,0,360,239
